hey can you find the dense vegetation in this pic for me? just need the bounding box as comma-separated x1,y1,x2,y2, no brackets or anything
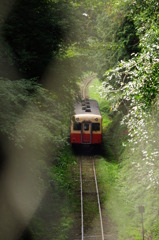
98,0,159,239
0,0,159,239
0,1,82,239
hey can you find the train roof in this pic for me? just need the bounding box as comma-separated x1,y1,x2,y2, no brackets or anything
74,99,101,116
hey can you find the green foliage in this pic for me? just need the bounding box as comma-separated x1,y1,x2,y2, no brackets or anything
88,77,111,128
0,78,80,240
0,1,85,238
49,145,78,196
95,159,140,239
0,78,71,152
115,16,140,60
100,0,159,238
0,76,79,240
84,0,140,78
47,144,80,239
96,158,118,201
88,77,127,161
2,0,81,79
1,0,159,239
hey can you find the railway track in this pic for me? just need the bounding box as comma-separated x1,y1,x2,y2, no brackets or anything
70,73,117,239
82,74,97,99
79,157,104,240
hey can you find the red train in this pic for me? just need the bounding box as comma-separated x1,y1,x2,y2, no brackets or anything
70,99,102,144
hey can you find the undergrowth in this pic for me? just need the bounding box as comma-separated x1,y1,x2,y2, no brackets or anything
28,143,80,240
49,144,80,240
96,159,142,240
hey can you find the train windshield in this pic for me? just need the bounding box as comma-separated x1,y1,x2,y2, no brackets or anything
84,122,89,131
73,122,81,131
92,123,100,131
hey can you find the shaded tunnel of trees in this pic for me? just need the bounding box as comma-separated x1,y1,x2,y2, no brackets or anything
0,0,159,239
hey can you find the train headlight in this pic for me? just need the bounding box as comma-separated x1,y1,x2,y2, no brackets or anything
95,118,98,121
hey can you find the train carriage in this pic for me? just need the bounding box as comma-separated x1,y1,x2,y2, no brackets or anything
71,99,102,144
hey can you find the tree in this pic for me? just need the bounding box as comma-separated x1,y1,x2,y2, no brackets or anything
2,0,79,79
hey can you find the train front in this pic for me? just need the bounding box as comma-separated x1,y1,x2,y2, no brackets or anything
70,99,102,145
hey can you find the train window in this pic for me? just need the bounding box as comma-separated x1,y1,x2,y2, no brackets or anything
73,122,81,131
92,123,100,131
84,123,89,131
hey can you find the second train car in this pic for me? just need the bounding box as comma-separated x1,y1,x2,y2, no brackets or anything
71,99,102,144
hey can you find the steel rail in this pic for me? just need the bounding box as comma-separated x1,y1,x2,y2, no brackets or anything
93,160,105,240
80,159,84,240
80,158,105,240
82,74,96,99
